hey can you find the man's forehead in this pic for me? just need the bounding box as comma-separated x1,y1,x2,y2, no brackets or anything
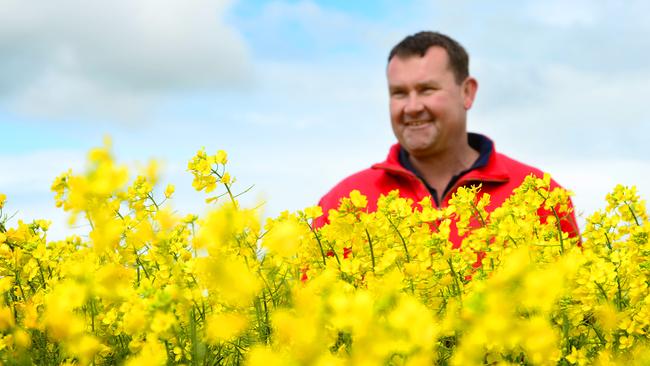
386,47,452,79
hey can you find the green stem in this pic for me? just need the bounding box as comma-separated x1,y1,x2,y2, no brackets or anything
590,323,607,346
211,169,238,208
256,271,277,307
133,246,151,280
562,312,571,355
470,201,487,227
86,212,95,231
535,190,565,253
90,298,96,332
364,229,375,272
14,271,26,300
307,222,327,266
253,297,265,343
624,202,641,226
146,192,160,211
233,184,255,199
386,215,410,262
192,299,206,321
326,242,341,265
164,340,173,363
35,258,48,289
190,308,199,366
550,206,565,254
615,266,624,311
603,231,613,251
261,291,271,344
447,258,463,306
594,281,609,301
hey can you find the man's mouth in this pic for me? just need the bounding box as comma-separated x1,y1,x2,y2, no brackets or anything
403,120,431,127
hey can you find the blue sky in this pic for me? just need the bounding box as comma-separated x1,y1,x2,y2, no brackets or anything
1,0,649,238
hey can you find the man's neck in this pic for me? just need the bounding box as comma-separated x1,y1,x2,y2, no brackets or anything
408,142,480,201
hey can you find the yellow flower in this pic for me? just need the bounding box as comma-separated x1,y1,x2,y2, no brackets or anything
145,160,159,185
245,346,293,366
263,219,303,258
42,281,87,340
0,193,6,209
0,276,11,294
164,184,175,199
20,301,39,329
4,139,650,364
67,335,103,365
125,336,168,366
88,211,124,253
387,296,437,351
215,150,228,165
0,305,15,330
594,304,619,332
221,172,232,185
566,346,588,365
155,206,179,232
618,335,634,350
150,311,177,335
304,205,323,220
204,312,248,343
12,328,31,349
196,257,261,307
122,302,147,336
349,190,368,209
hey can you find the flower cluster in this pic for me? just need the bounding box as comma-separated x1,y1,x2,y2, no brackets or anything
0,144,648,365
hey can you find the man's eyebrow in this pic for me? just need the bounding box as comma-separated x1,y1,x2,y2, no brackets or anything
388,84,407,92
415,80,440,88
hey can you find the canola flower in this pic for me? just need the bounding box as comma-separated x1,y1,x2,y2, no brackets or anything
0,142,648,365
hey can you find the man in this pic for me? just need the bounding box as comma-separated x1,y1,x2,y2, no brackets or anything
315,31,578,243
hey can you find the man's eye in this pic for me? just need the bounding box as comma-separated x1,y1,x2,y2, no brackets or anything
421,87,436,94
391,91,406,98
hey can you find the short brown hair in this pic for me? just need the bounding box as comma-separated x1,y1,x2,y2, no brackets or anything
388,31,469,84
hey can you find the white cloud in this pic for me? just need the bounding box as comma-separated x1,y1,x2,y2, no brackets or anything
472,63,650,159
525,0,600,28
240,60,387,129
236,0,403,59
0,150,85,193
10,71,157,121
0,0,251,120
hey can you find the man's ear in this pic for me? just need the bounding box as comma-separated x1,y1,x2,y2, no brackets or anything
462,77,478,110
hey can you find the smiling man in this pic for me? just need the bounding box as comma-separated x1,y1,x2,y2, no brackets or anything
316,31,578,243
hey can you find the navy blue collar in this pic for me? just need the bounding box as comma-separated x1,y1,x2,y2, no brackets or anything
398,133,493,206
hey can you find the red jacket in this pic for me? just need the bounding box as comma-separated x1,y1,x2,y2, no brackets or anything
316,137,579,246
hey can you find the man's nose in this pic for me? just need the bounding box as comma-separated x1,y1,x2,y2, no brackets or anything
404,93,424,115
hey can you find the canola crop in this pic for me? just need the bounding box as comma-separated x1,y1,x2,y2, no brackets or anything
0,141,648,365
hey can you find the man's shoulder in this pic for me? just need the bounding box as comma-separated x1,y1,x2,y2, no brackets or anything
467,133,548,183
318,143,405,206
319,167,386,204
494,151,545,177
491,150,565,189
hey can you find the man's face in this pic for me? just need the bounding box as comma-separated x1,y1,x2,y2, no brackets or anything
387,46,477,158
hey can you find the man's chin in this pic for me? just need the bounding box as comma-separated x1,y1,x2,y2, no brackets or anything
402,138,435,152
403,145,436,158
